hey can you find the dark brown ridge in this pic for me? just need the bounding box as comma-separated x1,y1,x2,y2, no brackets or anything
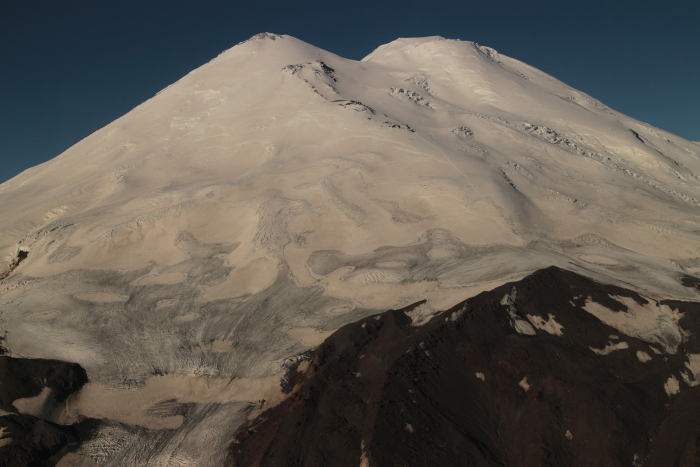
231,266,700,467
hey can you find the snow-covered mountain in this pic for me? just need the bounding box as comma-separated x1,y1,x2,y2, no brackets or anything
1,33,699,466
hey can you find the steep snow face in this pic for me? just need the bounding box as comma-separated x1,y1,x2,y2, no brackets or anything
0,33,699,465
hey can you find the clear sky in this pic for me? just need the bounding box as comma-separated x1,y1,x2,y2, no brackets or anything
1,0,698,184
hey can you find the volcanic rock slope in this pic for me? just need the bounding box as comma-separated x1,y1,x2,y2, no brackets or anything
0,33,699,465
234,267,700,467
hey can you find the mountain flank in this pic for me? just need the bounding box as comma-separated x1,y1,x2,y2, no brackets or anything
233,267,700,467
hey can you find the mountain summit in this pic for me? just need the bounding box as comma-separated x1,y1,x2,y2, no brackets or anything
1,34,699,466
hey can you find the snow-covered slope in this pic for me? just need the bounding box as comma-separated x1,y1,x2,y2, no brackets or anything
1,33,699,465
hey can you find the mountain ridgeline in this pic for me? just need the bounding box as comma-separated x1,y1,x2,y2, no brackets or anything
0,33,699,466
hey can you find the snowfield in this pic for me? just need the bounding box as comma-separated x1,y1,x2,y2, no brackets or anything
1,33,699,465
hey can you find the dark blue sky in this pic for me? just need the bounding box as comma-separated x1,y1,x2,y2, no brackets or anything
1,0,698,183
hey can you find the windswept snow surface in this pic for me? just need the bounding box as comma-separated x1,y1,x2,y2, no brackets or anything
1,33,699,465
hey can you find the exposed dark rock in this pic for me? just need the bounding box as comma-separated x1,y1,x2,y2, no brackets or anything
0,357,89,466
316,61,337,82
0,414,80,467
681,275,700,294
0,251,28,282
380,121,415,132
333,100,376,114
0,357,88,413
232,266,700,467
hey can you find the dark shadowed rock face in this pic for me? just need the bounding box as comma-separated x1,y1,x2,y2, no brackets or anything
0,357,88,467
232,266,700,467
682,276,700,294
0,250,28,282
0,357,88,414
0,414,80,467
